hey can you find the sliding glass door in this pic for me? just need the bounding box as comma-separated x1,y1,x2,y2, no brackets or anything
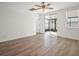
45,18,57,32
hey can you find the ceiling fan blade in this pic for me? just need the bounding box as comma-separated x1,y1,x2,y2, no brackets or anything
42,2,45,5
29,8,36,11
48,7,53,9
47,3,51,6
35,5,41,7
35,8,41,10
29,8,41,11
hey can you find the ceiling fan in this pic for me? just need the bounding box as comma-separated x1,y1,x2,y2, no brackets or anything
29,2,53,12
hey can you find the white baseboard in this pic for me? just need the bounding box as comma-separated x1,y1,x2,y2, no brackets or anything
58,35,79,40
0,33,36,42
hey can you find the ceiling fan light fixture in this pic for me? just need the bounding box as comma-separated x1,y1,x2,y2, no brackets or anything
29,2,53,12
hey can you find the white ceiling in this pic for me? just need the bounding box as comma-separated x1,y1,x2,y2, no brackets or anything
0,2,79,13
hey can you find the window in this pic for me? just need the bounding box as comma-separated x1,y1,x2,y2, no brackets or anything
66,9,79,28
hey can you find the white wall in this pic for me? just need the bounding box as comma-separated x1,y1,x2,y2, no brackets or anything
57,8,79,40
36,13,45,33
0,5,38,42
38,6,79,40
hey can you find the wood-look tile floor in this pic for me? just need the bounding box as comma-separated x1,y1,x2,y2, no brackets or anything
0,33,79,56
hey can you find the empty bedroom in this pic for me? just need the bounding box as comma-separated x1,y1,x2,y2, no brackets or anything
0,2,79,56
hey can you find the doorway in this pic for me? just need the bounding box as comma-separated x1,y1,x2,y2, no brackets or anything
44,15,57,37
45,18,57,32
